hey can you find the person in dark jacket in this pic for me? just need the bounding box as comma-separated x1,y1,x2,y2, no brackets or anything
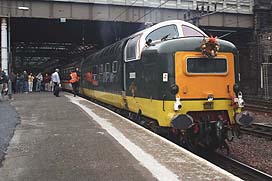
10,72,17,94
22,70,29,93
43,73,51,92
18,73,25,93
0,67,8,100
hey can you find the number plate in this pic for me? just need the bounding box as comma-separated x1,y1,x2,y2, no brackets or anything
203,102,214,109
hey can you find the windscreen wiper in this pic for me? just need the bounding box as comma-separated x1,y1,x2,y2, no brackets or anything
161,33,170,41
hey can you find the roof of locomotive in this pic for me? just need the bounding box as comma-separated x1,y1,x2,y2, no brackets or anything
129,20,207,38
143,37,238,55
84,38,128,62
83,20,213,63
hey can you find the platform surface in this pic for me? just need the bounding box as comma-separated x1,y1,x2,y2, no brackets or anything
0,92,241,181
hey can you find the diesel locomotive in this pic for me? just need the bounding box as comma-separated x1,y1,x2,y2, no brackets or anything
60,20,253,151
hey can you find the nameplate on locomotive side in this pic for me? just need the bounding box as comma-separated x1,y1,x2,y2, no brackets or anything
203,102,213,109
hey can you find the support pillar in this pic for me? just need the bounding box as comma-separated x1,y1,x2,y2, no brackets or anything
1,18,8,75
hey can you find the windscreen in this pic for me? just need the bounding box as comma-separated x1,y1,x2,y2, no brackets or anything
187,58,227,74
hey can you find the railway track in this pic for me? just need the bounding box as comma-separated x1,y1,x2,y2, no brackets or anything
114,105,272,180
245,104,272,113
207,153,272,181
244,98,272,113
240,123,272,140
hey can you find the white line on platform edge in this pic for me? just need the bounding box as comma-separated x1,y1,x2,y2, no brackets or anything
66,94,242,181
67,95,180,181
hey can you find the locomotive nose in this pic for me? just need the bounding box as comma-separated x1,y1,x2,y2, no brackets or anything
235,111,254,126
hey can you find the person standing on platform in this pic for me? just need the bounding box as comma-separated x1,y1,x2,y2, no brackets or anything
0,67,6,100
35,73,43,92
10,72,17,94
69,68,80,97
75,67,81,78
18,73,24,93
51,69,61,97
22,70,29,93
28,73,34,92
1,70,8,96
15,73,20,93
44,73,51,92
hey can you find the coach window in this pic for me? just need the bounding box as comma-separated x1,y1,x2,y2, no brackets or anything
125,34,141,62
182,25,204,37
99,64,104,79
99,64,104,73
112,61,118,73
105,63,111,72
92,65,98,80
145,25,178,42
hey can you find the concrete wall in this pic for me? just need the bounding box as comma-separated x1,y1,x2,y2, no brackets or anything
39,0,254,14
243,0,272,99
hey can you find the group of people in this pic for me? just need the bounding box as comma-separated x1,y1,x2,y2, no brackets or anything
9,71,52,94
0,67,53,100
0,66,81,99
50,67,80,97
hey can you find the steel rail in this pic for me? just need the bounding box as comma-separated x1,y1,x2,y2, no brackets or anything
244,98,272,113
209,153,272,181
240,123,272,140
245,104,272,113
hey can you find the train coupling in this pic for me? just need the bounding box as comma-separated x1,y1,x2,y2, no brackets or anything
235,111,254,126
170,114,194,129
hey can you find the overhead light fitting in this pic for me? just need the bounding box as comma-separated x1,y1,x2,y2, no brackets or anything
17,6,29,11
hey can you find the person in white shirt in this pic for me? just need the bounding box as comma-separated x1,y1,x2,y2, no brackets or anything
35,72,43,92
51,69,61,97
28,73,34,92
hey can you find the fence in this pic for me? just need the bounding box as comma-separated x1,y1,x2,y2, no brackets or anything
261,63,272,100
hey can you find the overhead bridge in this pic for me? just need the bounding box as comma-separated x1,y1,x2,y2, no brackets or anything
1,0,253,28
0,0,253,73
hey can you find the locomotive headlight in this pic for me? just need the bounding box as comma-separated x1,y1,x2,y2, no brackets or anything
207,94,214,102
174,96,182,111
233,91,245,108
237,91,245,107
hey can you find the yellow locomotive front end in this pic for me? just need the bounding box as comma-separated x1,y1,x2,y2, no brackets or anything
175,51,235,121
168,38,253,150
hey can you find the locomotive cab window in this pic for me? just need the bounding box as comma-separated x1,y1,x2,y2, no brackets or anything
125,35,141,62
182,25,204,37
145,25,178,42
186,58,227,74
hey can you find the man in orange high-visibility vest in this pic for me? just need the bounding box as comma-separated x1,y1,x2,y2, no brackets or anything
69,68,80,97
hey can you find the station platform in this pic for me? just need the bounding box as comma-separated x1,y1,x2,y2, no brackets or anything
0,92,242,181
